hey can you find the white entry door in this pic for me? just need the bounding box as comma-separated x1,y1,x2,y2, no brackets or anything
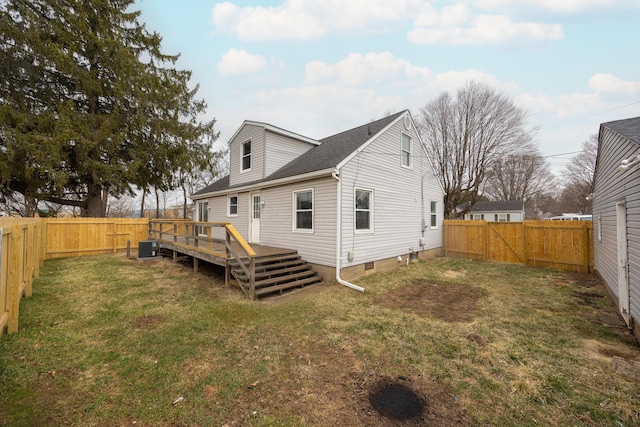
250,193,261,243
616,201,630,326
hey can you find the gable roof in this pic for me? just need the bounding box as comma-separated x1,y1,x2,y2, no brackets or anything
470,200,524,212
192,111,407,197
600,116,640,144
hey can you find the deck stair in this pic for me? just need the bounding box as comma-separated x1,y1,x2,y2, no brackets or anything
229,250,322,298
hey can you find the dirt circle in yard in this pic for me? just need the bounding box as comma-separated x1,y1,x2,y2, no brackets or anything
368,380,425,421
375,280,488,322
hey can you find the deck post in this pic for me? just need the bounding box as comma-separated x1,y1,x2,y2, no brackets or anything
173,224,177,243
194,257,199,273
249,256,256,300
225,230,231,288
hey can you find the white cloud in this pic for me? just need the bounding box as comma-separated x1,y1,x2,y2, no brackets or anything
212,1,569,45
217,48,267,76
409,10,562,45
305,52,431,86
470,0,624,14
211,0,417,41
589,73,640,94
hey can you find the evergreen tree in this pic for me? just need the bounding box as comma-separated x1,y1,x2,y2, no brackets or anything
0,0,219,216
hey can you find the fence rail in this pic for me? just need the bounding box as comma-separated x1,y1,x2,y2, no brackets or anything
443,220,593,273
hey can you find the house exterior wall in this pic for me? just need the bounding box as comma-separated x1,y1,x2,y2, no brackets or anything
260,176,337,267
337,117,444,270
264,131,315,176
464,211,525,222
196,191,251,241
229,124,265,187
593,126,640,331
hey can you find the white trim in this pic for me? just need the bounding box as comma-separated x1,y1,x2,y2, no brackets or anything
354,187,374,234
292,188,314,233
228,120,321,148
191,167,335,200
227,194,239,217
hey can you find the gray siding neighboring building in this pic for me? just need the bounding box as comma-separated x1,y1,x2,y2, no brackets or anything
592,116,640,334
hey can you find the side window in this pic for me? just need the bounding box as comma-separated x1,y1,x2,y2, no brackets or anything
241,140,251,171
430,201,437,228
228,195,238,217
401,133,412,168
355,189,373,232
293,189,313,232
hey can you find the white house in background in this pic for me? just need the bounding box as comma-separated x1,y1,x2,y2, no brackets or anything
191,110,445,285
592,116,640,338
463,200,525,222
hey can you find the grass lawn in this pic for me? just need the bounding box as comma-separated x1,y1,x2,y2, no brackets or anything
1,254,639,426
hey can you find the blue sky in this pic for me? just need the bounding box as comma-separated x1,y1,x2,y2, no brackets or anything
135,0,640,175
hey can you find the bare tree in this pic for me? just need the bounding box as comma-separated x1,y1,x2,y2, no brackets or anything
560,134,598,214
483,148,555,206
416,81,537,218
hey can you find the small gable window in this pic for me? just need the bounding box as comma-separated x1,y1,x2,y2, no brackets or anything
241,140,251,171
401,133,412,168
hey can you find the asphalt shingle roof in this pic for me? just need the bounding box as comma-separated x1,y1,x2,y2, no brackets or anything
601,116,640,145
192,111,406,197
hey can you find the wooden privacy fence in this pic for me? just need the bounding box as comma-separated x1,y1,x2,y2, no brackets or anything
0,218,47,336
45,218,149,259
443,220,594,273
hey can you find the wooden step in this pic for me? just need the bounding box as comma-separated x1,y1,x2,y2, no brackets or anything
234,263,311,281
231,259,305,275
254,270,318,288
255,276,323,296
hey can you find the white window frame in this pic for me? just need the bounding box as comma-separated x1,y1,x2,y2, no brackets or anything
401,132,412,169
354,188,373,234
430,201,438,229
240,140,251,172
495,213,510,222
227,195,238,217
292,188,314,233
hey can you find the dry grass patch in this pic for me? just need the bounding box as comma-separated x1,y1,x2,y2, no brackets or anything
1,255,639,426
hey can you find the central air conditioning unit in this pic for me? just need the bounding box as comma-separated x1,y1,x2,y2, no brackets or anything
138,240,159,259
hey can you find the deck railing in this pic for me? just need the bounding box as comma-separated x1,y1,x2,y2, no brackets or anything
149,220,258,299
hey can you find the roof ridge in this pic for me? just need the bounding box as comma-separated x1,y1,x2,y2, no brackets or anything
320,110,406,141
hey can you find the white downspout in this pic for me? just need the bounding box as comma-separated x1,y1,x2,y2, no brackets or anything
333,168,365,292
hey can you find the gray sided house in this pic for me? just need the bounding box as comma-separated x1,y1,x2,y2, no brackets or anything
463,200,525,222
191,110,444,284
592,116,640,336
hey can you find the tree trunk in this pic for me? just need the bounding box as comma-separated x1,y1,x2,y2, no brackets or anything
83,184,106,217
140,189,146,218
181,182,188,219
155,188,160,218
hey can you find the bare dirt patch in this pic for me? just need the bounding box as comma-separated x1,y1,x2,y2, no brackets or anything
133,314,165,329
374,280,488,322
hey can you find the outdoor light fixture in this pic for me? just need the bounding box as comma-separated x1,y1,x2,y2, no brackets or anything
618,153,640,173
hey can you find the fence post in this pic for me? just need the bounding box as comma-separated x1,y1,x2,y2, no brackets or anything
112,221,117,254
522,221,528,267
483,222,488,261
7,226,21,334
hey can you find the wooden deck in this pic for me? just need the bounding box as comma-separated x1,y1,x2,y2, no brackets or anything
157,236,297,267
148,220,321,299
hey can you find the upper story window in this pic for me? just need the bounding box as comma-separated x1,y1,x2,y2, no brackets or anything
401,133,412,168
355,189,373,232
241,140,251,171
293,189,313,232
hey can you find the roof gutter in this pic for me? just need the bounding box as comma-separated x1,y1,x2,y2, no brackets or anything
191,167,335,200
332,168,365,293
